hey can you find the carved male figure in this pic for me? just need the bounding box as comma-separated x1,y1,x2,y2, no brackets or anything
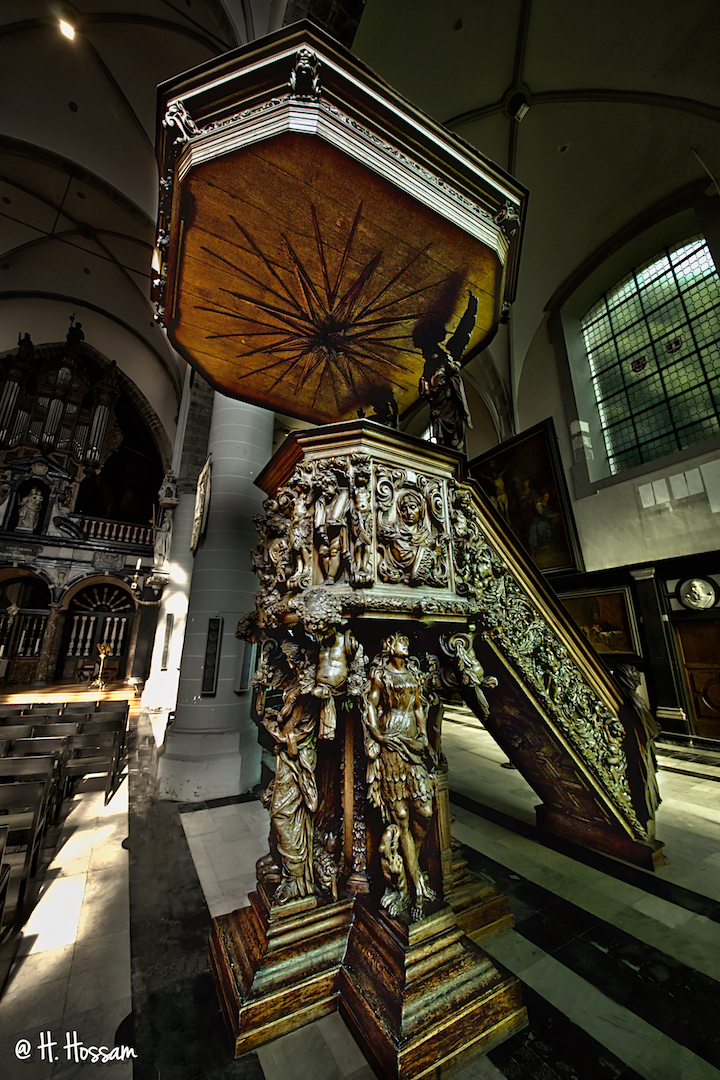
350,459,373,583
287,468,314,588
153,510,173,566
303,590,363,740
363,634,437,918
314,469,349,583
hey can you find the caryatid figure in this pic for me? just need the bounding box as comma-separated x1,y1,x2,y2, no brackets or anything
363,633,437,919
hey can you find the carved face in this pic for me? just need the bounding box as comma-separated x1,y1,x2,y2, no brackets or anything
321,473,338,499
385,633,409,659
398,493,422,525
685,579,713,607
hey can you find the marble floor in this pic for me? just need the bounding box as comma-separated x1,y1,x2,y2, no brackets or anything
2,701,720,1080
0,761,132,1078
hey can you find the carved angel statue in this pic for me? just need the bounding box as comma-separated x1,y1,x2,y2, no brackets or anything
414,292,478,453
363,634,437,920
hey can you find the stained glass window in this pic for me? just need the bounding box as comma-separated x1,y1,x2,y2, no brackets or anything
581,236,720,473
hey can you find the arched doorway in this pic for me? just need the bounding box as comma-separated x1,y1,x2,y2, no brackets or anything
60,581,136,683
0,571,51,684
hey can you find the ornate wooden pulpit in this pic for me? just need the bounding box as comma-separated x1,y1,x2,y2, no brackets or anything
155,22,661,1079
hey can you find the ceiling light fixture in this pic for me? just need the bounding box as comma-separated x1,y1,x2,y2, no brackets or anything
56,3,79,40
505,91,530,123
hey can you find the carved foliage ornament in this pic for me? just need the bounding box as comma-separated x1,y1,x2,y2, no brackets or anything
451,487,648,838
163,100,200,147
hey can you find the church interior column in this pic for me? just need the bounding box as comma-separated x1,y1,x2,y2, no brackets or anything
156,393,274,801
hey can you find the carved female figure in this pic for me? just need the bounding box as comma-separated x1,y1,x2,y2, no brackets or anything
263,641,318,902
16,486,43,531
378,490,441,586
363,634,436,918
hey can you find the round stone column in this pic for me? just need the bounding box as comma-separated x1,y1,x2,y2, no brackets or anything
157,394,274,801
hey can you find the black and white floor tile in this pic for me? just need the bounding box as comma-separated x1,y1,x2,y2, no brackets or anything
2,703,719,1080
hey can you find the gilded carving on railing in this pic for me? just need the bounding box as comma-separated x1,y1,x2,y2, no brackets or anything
440,632,498,721
449,484,493,600
459,508,648,838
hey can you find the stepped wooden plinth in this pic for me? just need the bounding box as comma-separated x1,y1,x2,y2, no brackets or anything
339,900,526,1080
210,887,355,1055
446,845,515,942
210,879,526,1078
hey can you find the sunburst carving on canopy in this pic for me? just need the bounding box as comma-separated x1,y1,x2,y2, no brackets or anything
197,201,444,413
168,132,503,425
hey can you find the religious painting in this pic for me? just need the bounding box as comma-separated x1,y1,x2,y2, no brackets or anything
559,588,641,656
468,418,582,573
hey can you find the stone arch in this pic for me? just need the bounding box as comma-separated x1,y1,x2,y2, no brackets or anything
60,573,137,613
57,575,138,684
0,564,54,596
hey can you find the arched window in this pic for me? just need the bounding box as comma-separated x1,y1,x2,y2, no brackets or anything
580,235,720,474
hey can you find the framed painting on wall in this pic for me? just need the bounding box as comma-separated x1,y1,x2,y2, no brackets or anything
468,418,582,574
558,587,641,657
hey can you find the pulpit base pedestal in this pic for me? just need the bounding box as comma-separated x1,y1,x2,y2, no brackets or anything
210,884,526,1078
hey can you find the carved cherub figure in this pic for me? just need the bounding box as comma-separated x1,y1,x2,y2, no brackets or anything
286,467,315,588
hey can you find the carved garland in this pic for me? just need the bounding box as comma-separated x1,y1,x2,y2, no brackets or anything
452,484,647,839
